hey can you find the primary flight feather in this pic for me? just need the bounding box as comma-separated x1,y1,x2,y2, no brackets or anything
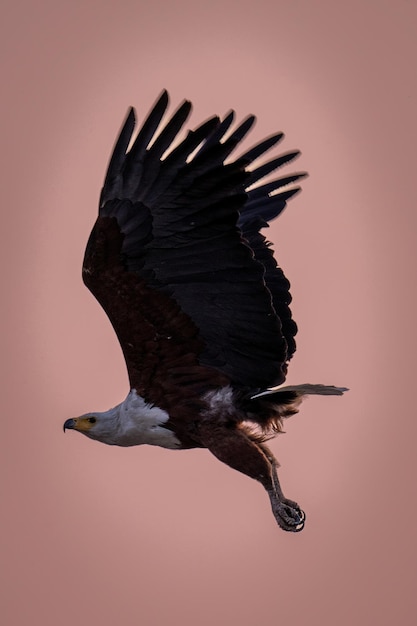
64,90,346,532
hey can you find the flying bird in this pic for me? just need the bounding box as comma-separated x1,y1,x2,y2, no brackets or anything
64,90,346,532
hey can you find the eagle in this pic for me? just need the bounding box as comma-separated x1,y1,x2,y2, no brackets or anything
63,90,346,532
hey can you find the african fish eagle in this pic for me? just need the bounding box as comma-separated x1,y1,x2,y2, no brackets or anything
64,90,346,532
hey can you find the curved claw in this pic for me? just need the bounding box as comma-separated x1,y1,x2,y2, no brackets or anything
274,500,306,532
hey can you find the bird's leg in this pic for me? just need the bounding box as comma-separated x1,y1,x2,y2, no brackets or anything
198,422,305,532
257,441,305,532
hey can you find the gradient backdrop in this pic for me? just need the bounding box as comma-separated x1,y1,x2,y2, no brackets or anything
2,1,416,625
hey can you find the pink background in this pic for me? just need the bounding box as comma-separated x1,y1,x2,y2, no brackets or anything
2,1,416,624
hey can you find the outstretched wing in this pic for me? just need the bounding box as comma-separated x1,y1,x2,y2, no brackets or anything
238,160,301,371
82,90,304,408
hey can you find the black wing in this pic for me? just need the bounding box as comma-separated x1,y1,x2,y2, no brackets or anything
238,156,302,369
83,90,304,397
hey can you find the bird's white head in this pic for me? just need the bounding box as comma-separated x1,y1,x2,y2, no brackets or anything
63,405,121,444
63,391,181,448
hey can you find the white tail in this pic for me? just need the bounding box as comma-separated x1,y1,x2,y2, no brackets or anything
251,384,349,400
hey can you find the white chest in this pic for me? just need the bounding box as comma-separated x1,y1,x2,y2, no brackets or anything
114,390,181,449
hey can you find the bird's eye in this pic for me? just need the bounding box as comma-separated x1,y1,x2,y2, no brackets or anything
87,417,97,424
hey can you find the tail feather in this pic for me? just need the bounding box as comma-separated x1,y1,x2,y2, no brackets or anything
251,384,348,400
242,384,348,443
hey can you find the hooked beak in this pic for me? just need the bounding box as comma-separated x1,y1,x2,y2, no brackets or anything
63,418,77,432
